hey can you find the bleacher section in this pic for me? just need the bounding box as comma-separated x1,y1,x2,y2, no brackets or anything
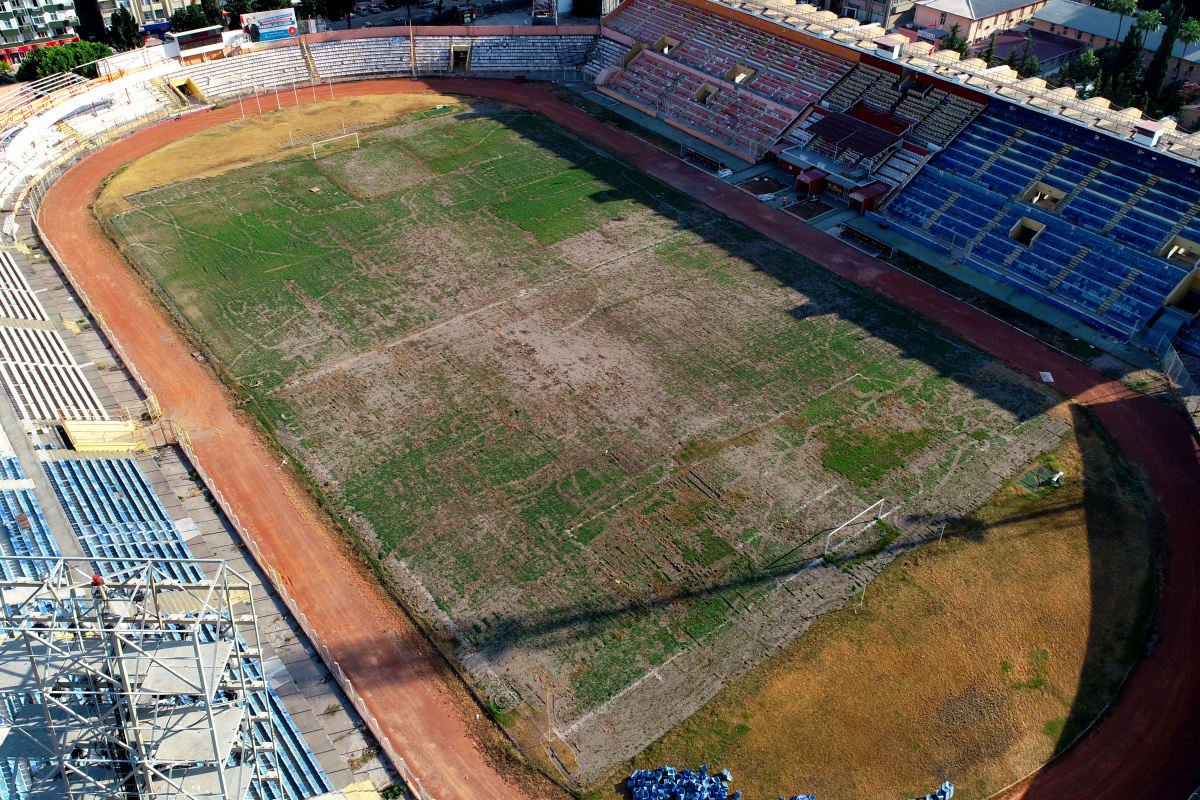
583,36,627,79
0,454,61,581
309,35,596,80
309,37,415,78
468,35,595,73
604,0,851,111
0,326,109,422
45,457,205,584
882,103,1198,338
43,456,333,800
0,252,48,323
182,46,310,100
820,63,983,148
604,50,797,158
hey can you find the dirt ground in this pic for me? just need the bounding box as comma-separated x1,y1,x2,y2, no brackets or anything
97,93,459,214
607,402,1157,800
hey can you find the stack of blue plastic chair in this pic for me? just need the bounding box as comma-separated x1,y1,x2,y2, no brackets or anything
626,765,740,800
908,781,954,800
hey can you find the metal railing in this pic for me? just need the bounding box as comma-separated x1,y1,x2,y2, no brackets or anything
1144,328,1200,434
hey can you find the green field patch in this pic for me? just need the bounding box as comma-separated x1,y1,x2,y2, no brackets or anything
818,426,934,485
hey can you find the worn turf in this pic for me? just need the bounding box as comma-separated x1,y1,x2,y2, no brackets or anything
107,101,1078,779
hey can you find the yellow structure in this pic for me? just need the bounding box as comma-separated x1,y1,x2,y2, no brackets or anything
61,419,142,452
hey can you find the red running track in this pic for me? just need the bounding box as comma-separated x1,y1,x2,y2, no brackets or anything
37,77,1200,800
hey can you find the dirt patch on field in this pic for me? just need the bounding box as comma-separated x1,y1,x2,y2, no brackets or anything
611,403,1158,800
97,93,459,214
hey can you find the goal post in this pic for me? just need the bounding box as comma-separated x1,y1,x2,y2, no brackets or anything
312,131,360,159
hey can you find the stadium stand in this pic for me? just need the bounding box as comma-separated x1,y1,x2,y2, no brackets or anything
0,326,110,422
880,102,1197,338
603,0,852,111
44,457,205,584
309,37,415,78
0,251,48,323
308,35,596,80
182,46,310,100
602,49,797,158
0,456,62,581
819,63,984,149
583,36,628,79
468,35,595,73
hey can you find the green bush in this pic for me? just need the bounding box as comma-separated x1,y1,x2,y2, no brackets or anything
16,41,113,82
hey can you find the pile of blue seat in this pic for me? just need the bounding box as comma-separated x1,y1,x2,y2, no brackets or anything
628,765,742,800
908,781,954,800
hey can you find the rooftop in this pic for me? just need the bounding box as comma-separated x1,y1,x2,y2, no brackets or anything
914,0,1043,22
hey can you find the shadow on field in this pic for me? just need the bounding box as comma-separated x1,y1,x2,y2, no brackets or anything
1052,404,1158,753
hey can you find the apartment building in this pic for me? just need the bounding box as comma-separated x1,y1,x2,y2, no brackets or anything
0,0,79,63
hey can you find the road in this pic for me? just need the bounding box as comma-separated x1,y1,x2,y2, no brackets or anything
37,78,1200,800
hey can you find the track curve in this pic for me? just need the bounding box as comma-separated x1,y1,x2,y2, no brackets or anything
37,77,1200,800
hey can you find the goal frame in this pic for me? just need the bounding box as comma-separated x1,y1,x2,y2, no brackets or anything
312,131,360,159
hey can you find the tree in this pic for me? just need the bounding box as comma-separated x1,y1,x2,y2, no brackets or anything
225,0,251,28
979,32,997,66
299,0,354,26
1145,2,1184,105
107,6,142,51
1006,41,1021,70
939,22,963,51
169,3,210,30
1070,49,1102,86
1176,17,1200,83
15,41,112,81
1136,8,1164,49
1017,36,1040,77
1110,0,1136,42
201,0,224,25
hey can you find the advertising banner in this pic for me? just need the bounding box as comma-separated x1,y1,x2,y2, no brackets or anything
241,8,299,42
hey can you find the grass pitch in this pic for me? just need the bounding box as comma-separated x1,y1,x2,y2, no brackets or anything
104,99,1152,785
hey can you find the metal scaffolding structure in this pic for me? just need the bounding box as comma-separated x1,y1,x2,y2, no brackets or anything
0,556,277,800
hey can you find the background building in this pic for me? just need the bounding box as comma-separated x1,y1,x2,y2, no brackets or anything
913,0,1052,43
0,0,79,63
1033,0,1200,86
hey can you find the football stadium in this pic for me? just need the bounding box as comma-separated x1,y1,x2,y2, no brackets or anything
0,1,1198,800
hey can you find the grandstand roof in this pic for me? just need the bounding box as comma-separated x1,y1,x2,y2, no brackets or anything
914,0,1042,22
808,111,902,159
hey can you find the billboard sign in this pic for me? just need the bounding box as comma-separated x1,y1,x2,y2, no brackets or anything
168,24,224,53
241,8,299,42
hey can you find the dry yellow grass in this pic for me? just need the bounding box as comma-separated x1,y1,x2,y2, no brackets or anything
96,93,458,214
608,403,1157,800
